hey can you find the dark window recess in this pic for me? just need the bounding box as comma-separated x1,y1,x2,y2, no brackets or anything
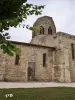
15,54,20,65
32,31,35,38
43,53,46,66
40,26,44,34
48,26,52,35
71,43,74,59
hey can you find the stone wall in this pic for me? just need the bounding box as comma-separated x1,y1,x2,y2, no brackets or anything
31,34,57,48
1,15,75,83
0,32,75,82
56,32,75,82
0,51,7,81
0,43,54,82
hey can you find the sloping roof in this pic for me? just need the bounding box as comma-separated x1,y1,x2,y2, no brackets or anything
10,40,55,50
57,32,75,39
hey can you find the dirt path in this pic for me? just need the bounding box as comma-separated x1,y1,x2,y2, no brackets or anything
0,82,75,88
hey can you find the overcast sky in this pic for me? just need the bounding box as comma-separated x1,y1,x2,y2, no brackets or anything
8,0,75,42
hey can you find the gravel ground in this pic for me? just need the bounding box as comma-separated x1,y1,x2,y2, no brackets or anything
0,82,75,88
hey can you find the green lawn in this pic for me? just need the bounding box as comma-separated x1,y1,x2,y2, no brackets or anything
0,87,75,100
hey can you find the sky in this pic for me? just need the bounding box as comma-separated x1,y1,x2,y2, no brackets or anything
8,0,75,43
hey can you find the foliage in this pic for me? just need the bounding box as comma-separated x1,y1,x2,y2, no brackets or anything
0,87,75,100
0,0,44,56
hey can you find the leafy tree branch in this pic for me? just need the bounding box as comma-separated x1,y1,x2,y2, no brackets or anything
0,0,44,56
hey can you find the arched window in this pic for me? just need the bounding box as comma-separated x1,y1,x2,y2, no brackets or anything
32,31,35,38
15,54,20,65
48,26,52,35
43,53,46,67
40,26,44,34
71,43,75,59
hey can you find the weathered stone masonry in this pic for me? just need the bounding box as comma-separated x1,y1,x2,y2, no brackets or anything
0,16,75,82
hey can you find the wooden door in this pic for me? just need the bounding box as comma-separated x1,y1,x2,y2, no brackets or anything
28,62,35,81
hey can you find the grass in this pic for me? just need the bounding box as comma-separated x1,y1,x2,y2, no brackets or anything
0,87,75,100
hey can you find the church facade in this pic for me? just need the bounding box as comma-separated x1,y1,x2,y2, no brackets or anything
0,16,75,82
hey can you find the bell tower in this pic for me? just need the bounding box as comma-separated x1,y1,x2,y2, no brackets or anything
32,16,56,38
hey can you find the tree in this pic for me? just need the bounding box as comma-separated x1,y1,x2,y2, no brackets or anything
0,0,44,56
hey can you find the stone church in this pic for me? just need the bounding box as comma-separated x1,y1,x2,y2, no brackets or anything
0,16,75,83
